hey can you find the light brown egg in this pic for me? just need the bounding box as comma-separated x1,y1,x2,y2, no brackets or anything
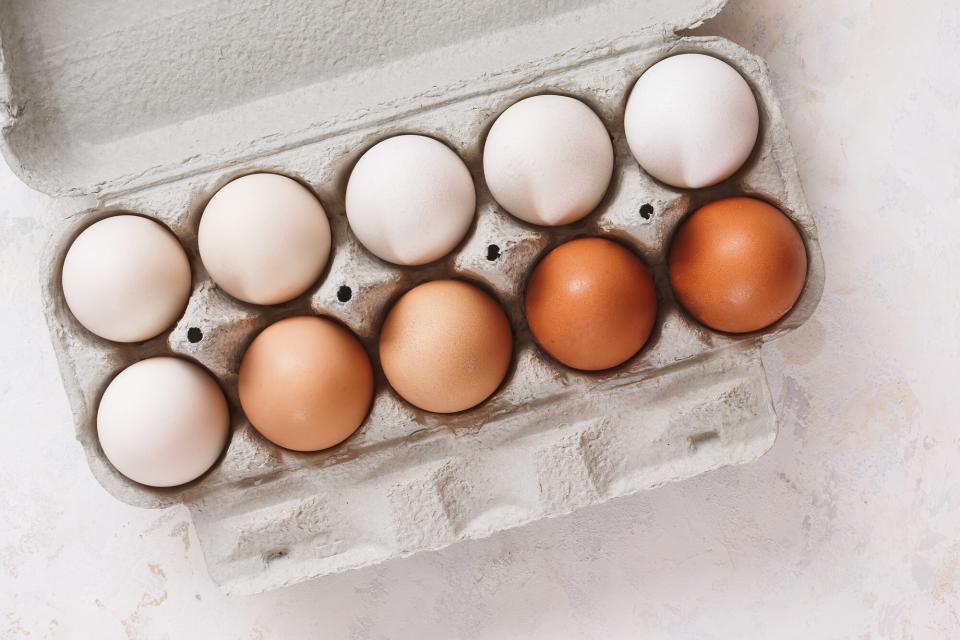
379,280,512,413
668,197,807,334
525,237,658,371
238,316,373,451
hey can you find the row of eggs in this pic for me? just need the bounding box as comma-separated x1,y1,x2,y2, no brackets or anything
64,52,761,343
94,197,806,489
64,53,805,488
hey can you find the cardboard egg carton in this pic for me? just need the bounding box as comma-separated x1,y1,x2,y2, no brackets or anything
2,0,823,593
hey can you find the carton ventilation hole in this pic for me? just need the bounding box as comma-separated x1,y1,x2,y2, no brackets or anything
486,244,501,261
187,327,203,343
337,285,352,303
639,203,654,220
688,430,720,450
263,548,288,563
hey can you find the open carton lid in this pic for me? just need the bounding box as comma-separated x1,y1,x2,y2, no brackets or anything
0,0,725,197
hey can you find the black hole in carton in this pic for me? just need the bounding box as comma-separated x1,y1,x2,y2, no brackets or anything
337,285,353,303
187,327,203,343
639,204,654,220
486,244,501,261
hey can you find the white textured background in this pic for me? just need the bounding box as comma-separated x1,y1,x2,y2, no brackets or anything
2,0,958,637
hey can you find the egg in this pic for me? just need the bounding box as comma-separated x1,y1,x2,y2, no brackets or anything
97,357,229,487
198,173,331,305
525,237,657,371
668,197,807,333
483,95,614,226
346,135,476,265
61,214,192,343
624,53,759,189
238,316,373,451
379,280,512,413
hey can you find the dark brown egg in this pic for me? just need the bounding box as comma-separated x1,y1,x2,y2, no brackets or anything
668,197,807,334
524,237,657,371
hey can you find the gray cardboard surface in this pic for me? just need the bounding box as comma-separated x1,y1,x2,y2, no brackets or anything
0,0,725,196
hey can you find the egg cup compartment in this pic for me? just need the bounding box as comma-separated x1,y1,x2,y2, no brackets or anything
40,36,823,593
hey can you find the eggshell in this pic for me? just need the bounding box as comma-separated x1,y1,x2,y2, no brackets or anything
483,95,614,226
624,53,759,189
97,357,229,488
379,280,512,413
668,197,807,333
61,215,191,343
198,173,331,305
346,135,476,265
238,316,373,451
525,237,657,371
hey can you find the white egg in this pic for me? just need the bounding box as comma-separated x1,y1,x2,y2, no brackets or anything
198,173,331,305
346,135,475,265
61,215,192,343
624,53,760,189
97,357,229,488
483,95,613,226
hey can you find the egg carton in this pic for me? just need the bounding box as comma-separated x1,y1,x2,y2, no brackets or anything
3,0,824,594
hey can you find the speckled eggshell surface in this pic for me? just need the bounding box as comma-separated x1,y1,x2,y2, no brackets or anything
61,215,192,343
483,95,614,226
198,173,331,305
346,134,476,265
379,280,513,413
624,53,760,189
525,237,658,371
238,316,374,452
97,357,229,488
669,197,808,333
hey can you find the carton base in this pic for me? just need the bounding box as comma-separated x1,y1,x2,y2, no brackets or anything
189,344,776,595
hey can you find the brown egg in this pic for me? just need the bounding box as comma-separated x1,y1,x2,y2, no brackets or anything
379,280,512,413
525,237,657,371
668,197,807,334
238,316,373,451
